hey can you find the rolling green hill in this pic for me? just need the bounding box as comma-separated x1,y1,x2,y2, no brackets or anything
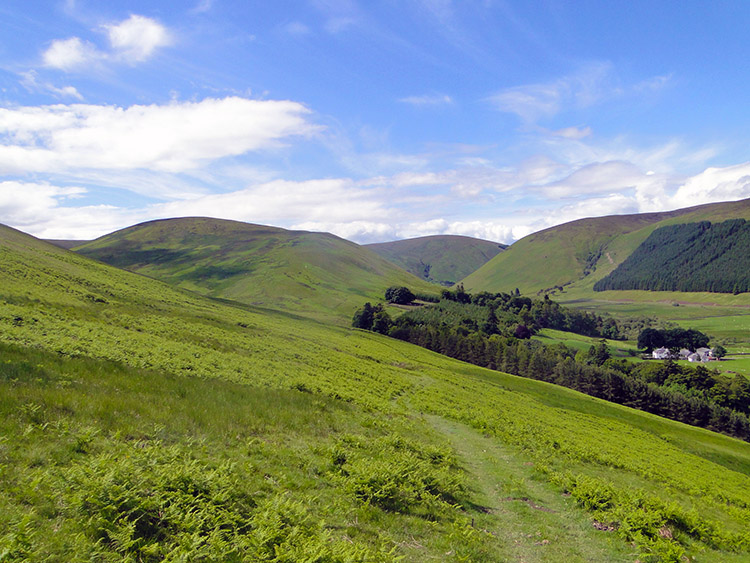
462,198,750,302
594,219,750,293
3,223,750,560
73,217,437,323
367,235,506,286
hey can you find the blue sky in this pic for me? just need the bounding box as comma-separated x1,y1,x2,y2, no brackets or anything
2,1,750,243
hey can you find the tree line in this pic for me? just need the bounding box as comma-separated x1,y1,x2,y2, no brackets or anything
354,288,750,442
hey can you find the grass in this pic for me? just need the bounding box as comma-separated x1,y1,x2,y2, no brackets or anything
533,328,640,359
0,343,491,561
720,355,750,376
74,217,438,324
428,416,637,562
4,223,750,561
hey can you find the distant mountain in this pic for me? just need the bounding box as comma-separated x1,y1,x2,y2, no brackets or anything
462,197,750,296
73,217,438,322
367,235,506,286
594,218,750,293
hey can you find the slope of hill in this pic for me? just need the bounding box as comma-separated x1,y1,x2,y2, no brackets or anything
44,239,90,249
594,218,750,293
3,223,750,560
462,198,750,299
73,217,437,323
367,235,505,285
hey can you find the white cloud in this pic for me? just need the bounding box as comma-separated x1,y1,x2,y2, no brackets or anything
669,163,750,209
0,97,319,174
545,193,638,226
0,181,131,239
152,178,391,225
398,94,454,107
103,15,173,64
41,15,172,71
290,218,524,245
540,161,649,199
390,156,566,197
43,37,100,71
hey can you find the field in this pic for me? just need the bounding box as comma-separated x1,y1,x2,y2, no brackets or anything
533,328,640,358
3,225,750,561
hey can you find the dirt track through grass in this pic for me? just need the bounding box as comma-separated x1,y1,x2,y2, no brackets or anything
427,416,637,562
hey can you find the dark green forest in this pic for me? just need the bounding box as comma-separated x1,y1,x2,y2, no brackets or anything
354,290,750,442
594,219,750,293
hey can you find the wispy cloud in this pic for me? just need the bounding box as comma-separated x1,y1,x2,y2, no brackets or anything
283,21,312,36
311,0,361,33
398,93,453,107
19,70,83,100
488,63,672,124
550,125,591,139
190,0,214,15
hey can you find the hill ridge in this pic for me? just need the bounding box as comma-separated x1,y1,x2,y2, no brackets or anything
367,234,505,286
73,216,438,322
462,197,750,297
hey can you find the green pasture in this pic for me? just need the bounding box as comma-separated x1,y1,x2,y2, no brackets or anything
719,355,750,376
533,328,640,358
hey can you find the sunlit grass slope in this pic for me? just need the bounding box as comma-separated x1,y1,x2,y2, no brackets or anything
462,197,750,298
3,224,750,561
74,217,437,323
367,234,505,286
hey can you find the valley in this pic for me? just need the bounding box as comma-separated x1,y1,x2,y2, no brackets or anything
2,200,750,562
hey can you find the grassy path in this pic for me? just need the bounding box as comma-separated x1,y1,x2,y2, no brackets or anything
428,416,637,562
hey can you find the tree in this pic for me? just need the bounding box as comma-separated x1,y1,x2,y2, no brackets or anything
637,328,663,352
712,344,728,359
352,302,375,330
481,307,499,335
591,339,611,366
385,286,415,305
371,309,393,334
514,324,531,339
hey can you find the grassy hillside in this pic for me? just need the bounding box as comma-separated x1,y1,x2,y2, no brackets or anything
3,224,750,561
367,235,505,286
594,219,750,293
74,217,437,323
462,198,750,298
44,239,90,249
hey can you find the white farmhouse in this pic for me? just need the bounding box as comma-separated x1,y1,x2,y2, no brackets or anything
652,347,671,359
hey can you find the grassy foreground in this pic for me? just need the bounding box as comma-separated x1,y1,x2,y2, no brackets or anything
2,224,750,561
